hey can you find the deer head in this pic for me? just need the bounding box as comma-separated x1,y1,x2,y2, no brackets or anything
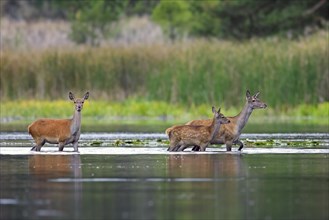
246,90,267,109
69,92,89,112
212,106,230,124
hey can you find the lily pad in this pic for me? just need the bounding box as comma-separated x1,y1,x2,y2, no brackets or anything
90,140,103,146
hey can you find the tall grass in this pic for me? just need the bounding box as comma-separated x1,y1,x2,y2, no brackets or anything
1,100,328,127
1,31,328,108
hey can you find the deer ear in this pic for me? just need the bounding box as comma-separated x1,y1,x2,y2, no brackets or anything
246,90,251,98
84,92,89,100
69,92,75,101
217,107,221,113
254,91,260,98
212,106,216,113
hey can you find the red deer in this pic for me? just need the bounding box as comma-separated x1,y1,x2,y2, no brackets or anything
167,107,230,152
28,92,89,152
186,90,267,151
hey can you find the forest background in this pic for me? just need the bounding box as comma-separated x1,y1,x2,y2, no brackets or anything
0,0,328,132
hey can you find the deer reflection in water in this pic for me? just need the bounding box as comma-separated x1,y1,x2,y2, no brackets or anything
166,154,248,219
29,154,81,178
167,154,245,178
28,155,82,219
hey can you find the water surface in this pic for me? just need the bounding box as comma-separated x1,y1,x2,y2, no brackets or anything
0,132,328,220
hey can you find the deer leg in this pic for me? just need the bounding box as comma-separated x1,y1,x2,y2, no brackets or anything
234,140,244,151
31,145,43,151
31,139,45,151
170,145,180,151
177,145,188,151
192,146,200,151
58,142,65,151
199,144,207,152
226,142,233,151
173,145,181,151
168,142,178,152
72,141,79,152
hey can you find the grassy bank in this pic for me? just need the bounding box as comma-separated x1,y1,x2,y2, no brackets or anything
1,31,328,108
1,100,328,132
1,100,328,118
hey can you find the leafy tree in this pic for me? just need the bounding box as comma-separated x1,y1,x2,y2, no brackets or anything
152,0,328,40
188,1,221,37
65,0,159,45
152,0,192,40
125,0,160,16
196,0,328,39
2,0,328,41
68,0,127,46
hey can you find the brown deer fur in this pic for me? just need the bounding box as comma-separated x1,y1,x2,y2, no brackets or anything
186,90,267,151
28,91,89,152
167,107,230,152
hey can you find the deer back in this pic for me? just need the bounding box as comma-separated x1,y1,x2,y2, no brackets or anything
187,117,239,142
170,125,212,143
28,118,72,140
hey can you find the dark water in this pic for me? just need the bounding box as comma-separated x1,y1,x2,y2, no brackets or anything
1,153,328,220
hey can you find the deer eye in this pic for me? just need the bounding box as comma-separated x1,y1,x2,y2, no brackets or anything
252,100,256,102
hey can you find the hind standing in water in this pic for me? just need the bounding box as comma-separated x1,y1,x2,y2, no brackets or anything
28,91,89,152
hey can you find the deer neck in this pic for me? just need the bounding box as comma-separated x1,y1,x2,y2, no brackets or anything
71,110,82,135
209,118,221,141
235,103,253,134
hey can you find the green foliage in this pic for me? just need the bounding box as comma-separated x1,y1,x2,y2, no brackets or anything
1,32,328,107
68,0,126,46
125,0,159,15
152,0,328,39
202,0,328,39
2,0,327,40
188,1,222,37
1,100,328,123
290,102,329,117
152,0,192,40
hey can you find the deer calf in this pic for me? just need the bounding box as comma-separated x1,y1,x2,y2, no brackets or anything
167,107,230,152
187,90,267,151
28,92,89,152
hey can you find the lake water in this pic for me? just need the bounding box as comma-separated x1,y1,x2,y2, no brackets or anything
1,132,328,220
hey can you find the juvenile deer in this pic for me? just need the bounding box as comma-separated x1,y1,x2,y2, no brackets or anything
28,92,89,152
186,90,267,151
167,107,230,152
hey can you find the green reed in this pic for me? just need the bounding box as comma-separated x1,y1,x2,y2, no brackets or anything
1,31,327,108
1,100,328,126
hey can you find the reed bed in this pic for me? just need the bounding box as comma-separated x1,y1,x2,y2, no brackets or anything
1,100,328,126
1,31,328,108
